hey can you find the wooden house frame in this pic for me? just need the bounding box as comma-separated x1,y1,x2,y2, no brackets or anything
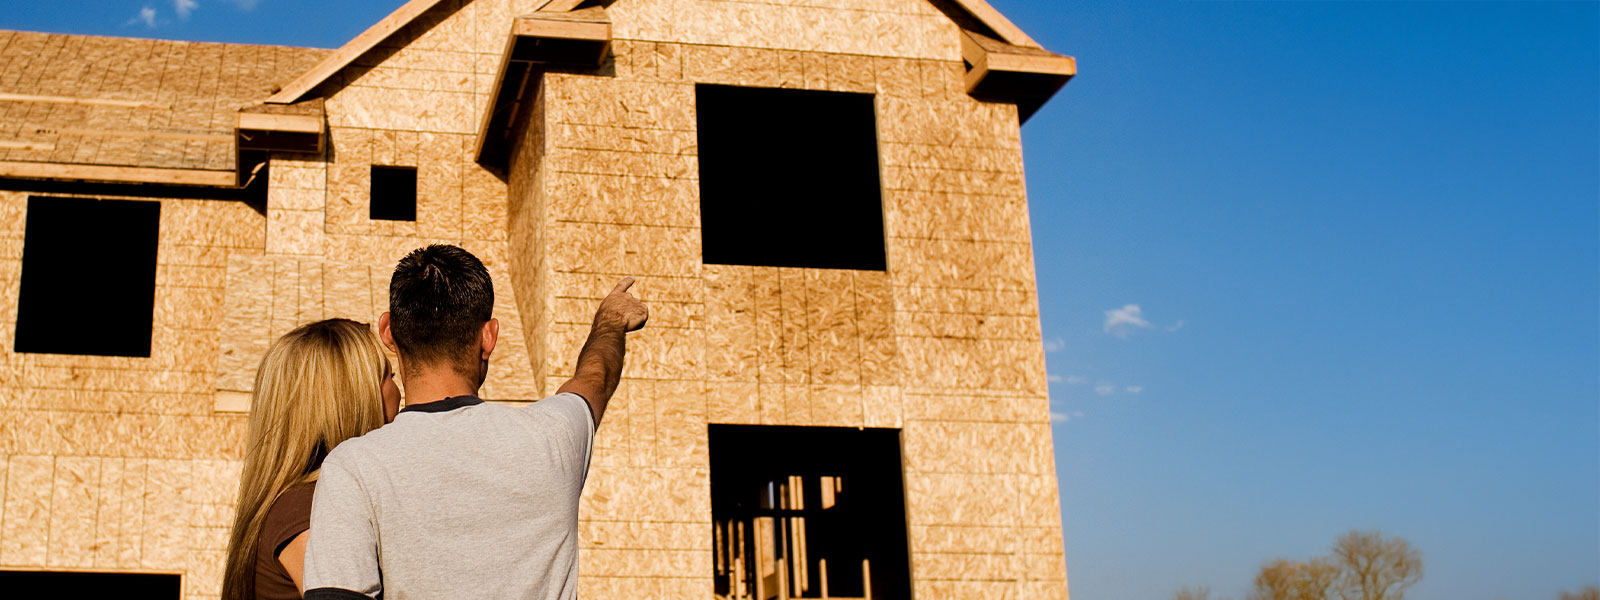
0,1,1074,598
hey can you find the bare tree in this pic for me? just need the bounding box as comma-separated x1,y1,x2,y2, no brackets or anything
1176,584,1215,600
1250,558,1341,600
1559,586,1599,600
1329,530,1423,600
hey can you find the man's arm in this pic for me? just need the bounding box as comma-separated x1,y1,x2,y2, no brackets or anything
557,277,649,427
302,459,382,600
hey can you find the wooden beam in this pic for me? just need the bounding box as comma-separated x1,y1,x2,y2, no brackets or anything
961,30,1075,123
266,0,451,104
476,9,610,170
950,0,1041,48
237,112,322,135
512,15,610,41
0,161,237,187
536,0,587,11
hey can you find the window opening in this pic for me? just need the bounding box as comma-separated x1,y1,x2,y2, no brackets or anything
0,570,180,598
710,425,911,600
695,84,887,271
370,165,418,221
14,196,160,357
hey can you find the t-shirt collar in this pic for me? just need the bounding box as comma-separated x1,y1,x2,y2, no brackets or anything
399,395,483,414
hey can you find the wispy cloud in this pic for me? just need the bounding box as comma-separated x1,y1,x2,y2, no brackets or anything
1047,374,1062,384
1042,337,1065,353
1050,410,1085,423
1166,320,1186,333
1065,375,1089,385
228,0,260,10
174,0,197,18
1094,383,1118,396
1104,304,1153,338
1124,385,1144,395
127,6,158,27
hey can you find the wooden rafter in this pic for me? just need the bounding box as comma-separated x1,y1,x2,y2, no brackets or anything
0,161,238,187
266,0,451,104
948,0,1041,49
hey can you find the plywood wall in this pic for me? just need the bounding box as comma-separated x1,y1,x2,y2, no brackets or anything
0,0,1068,598
0,190,262,600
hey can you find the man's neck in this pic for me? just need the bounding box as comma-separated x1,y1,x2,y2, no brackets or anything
401,366,480,407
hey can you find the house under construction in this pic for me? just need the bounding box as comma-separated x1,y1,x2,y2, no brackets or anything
0,0,1076,598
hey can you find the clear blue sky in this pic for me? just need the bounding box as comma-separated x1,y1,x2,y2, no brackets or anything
6,2,1596,599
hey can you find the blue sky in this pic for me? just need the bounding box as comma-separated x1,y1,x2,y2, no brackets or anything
5,2,1596,599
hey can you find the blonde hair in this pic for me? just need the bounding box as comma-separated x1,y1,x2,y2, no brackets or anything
222,319,388,600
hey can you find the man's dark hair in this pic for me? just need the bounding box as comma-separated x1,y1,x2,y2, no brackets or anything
389,245,493,371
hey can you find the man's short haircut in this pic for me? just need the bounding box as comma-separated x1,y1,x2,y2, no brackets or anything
389,245,494,371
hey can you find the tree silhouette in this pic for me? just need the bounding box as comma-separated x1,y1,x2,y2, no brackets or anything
1247,530,1423,600
1330,531,1423,600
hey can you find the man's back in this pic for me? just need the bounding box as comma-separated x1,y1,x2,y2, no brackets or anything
303,393,595,600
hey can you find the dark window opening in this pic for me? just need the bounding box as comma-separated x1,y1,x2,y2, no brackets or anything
696,84,887,271
0,570,180,599
710,425,911,600
370,165,418,221
14,196,160,357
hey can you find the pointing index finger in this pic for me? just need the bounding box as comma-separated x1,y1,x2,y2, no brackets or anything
611,277,635,296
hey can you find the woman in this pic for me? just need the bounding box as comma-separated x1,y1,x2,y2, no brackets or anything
222,319,401,600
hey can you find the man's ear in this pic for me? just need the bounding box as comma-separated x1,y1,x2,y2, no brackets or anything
480,318,499,360
378,312,401,354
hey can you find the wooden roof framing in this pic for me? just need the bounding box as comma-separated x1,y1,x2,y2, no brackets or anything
266,0,452,105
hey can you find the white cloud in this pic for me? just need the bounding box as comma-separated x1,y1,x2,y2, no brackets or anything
1047,374,1062,384
1094,383,1117,396
174,0,197,18
1103,304,1153,338
1166,320,1186,333
1064,375,1089,385
1124,385,1143,394
128,6,158,27
228,0,260,9
1050,410,1085,423
1042,337,1065,353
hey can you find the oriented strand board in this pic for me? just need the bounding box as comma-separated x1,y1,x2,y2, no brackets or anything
0,0,1070,597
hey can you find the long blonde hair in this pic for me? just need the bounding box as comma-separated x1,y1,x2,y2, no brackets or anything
223,319,388,600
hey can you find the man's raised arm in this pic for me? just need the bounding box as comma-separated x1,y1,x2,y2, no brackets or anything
557,277,649,426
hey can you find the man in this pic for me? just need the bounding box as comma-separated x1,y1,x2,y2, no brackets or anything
301,244,647,600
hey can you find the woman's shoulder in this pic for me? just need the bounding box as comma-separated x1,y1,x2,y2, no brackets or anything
259,481,316,555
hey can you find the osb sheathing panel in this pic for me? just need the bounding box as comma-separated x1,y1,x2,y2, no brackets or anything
0,31,328,171
213,252,543,404
523,38,1065,597
0,187,270,599
1,1,1066,596
610,0,963,60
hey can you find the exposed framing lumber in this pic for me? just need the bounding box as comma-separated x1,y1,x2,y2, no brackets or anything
535,0,587,11
237,112,322,135
961,30,1076,123
512,14,610,41
475,10,611,170
0,161,237,187
266,0,451,104
950,0,1041,49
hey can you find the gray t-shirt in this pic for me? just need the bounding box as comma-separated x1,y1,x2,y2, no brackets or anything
302,393,595,600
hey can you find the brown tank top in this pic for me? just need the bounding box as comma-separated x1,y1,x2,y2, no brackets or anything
254,482,315,600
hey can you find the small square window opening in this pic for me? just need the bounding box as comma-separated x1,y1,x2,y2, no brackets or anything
370,165,418,222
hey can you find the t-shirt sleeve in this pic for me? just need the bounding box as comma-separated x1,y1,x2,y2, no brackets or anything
260,483,314,559
302,455,382,600
523,392,596,482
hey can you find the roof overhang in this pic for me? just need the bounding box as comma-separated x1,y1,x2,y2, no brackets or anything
961,31,1076,123
475,8,612,170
